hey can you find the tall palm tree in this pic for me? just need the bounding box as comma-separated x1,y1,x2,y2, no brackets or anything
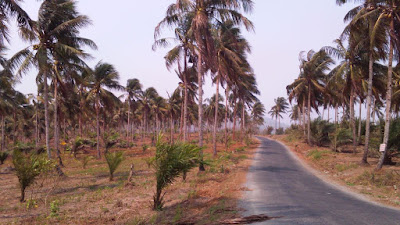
14,0,96,159
271,97,289,129
157,0,254,170
251,100,265,129
290,50,333,145
374,1,400,169
211,20,251,155
87,62,123,159
126,78,143,140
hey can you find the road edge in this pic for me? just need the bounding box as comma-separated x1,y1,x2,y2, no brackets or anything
260,136,400,212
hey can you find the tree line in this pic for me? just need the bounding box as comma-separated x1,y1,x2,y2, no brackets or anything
0,0,265,174
285,0,400,170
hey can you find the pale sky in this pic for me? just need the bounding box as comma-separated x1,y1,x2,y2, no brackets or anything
8,0,357,124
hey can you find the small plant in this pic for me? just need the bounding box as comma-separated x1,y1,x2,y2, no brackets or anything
105,151,124,181
235,146,246,152
330,128,352,152
307,149,323,161
144,157,154,169
0,151,9,164
264,126,274,135
26,199,38,210
12,150,53,202
81,155,92,169
49,200,60,217
152,136,201,210
142,144,149,152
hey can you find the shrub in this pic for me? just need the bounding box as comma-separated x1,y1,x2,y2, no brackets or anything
103,132,120,153
330,128,352,152
152,137,201,210
105,151,124,181
264,126,274,135
388,118,400,152
310,119,334,147
72,137,95,158
142,144,149,152
12,150,53,202
81,155,92,169
0,151,9,164
275,128,285,135
50,200,60,217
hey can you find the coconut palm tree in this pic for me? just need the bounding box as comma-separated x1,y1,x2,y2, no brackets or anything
157,0,254,170
0,0,32,45
126,78,143,140
14,0,96,160
87,62,123,159
291,50,333,145
251,101,265,129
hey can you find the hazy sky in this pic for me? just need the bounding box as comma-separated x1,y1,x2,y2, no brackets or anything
8,0,357,123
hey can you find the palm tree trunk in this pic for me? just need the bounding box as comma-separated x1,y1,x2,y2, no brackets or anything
183,54,188,142
180,95,184,137
350,85,356,153
298,105,302,126
358,100,362,144
377,22,395,170
335,103,338,125
54,78,63,166
241,101,245,141
362,37,374,165
1,115,4,151
44,71,51,159
170,113,174,143
197,53,205,171
224,88,229,150
303,101,306,136
127,100,130,139
232,99,237,140
96,98,101,159
35,104,39,148
307,87,311,145
213,76,220,156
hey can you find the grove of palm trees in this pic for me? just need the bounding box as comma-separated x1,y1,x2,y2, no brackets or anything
0,0,269,224
2,0,400,224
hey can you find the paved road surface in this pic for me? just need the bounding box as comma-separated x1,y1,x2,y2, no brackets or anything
239,137,400,225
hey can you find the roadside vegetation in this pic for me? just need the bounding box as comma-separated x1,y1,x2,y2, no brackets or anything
261,0,400,207
0,0,268,224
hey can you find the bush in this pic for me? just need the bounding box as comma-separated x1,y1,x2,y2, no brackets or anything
0,151,9,164
12,150,54,202
275,128,285,135
103,132,120,153
72,137,95,158
264,126,274,135
330,128,352,152
105,151,124,181
142,144,149,152
310,119,334,147
388,118,400,151
152,137,201,210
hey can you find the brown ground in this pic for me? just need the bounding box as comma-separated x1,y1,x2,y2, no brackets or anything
265,134,400,208
0,133,258,224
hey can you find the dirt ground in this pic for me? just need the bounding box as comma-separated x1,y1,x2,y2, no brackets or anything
0,133,259,224
266,134,400,208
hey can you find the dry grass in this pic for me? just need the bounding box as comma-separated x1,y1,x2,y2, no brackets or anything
268,134,400,208
0,133,258,224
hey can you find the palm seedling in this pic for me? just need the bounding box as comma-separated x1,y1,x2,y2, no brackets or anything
152,137,201,210
105,151,124,181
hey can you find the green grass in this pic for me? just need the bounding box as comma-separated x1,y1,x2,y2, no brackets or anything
336,163,358,172
306,149,330,161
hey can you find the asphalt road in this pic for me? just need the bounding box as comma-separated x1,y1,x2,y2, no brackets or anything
239,137,400,225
